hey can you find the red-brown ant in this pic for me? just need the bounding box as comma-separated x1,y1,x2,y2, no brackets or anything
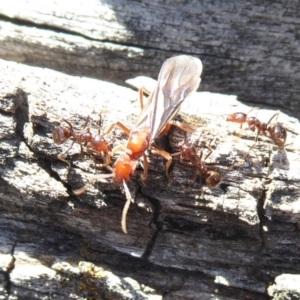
172,141,222,191
53,116,111,173
227,109,287,162
106,55,203,233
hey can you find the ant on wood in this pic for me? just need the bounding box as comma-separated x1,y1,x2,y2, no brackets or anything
172,139,222,192
226,109,287,163
53,116,112,173
105,55,203,233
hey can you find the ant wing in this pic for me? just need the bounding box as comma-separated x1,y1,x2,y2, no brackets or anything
135,55,202,141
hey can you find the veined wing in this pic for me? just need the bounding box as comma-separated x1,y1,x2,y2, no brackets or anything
135,55,203,141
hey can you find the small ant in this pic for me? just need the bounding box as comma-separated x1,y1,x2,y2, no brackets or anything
53,116,111,173
227,109,287,162
172,141,222,191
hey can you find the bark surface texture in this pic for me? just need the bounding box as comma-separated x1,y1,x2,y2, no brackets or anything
0,0,299,118
0,59,299,299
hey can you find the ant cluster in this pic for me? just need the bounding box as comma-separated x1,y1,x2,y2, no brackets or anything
52,56,287,234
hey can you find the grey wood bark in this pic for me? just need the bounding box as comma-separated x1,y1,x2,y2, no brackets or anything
0,0,300,120
0,59,300,299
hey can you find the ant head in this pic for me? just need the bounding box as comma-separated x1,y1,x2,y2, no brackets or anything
206,171,222,189
53,126,71,144
114,154,137,184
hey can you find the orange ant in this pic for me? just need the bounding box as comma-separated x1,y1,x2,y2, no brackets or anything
172,141,222,191
227,109,287,162
106,55,203,233
53,116,111,173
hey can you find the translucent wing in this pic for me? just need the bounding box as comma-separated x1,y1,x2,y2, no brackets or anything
135,55,203,141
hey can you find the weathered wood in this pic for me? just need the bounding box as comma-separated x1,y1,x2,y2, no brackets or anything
0,59,299,299
0,0,300,119
268,274,300,299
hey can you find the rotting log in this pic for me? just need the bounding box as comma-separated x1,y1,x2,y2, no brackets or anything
0,59,300,299
0,0,300,119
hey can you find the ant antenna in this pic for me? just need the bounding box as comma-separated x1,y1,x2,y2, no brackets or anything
121,180,134,234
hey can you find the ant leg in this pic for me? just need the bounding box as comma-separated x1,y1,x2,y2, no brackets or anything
72,186,87,196
79,144,85,159
157,121,195,137
57,154,71,173
64,115,89,131
82,115,90,128
110,144,126,157
121,180,134,234
247,107,260,115
57,140,75,173
171,151,182,160
243,130,260,159
202,137,219,161
140,154,149,186
94,154,113,172
184,170,198,192
97,113,103,129
61,119,74,131
104,122,130,136
138,87,152,110
171,151,194,167
266,111,280,126
104,154,112,168
237,123,244,139
151,148,173,181
72,173,114,196
203,141,214,160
